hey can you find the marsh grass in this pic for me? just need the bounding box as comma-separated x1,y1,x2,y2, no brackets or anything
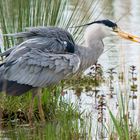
105,66,140,140
108,94,140,140
0,86,91,140
4,120,87,140
0,86,78,124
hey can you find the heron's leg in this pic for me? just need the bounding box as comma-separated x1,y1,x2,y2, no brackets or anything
37,88,45,123
28,88,37,126
0,107,3,129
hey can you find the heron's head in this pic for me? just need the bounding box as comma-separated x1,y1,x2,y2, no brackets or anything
83,19,140,43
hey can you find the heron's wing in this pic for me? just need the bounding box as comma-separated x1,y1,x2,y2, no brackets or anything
5,27,74,42
3,49,80,87
0,28,76,59
3,27,75,55
3,36,76,64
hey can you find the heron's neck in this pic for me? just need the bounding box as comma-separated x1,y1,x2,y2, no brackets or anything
77,24,107,71
77,40,104,72
76,24,107,72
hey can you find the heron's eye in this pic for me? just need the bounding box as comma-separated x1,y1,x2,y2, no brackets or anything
113,26,118,32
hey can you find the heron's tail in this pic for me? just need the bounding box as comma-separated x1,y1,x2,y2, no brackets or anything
0,80,33,96
0,66,33,96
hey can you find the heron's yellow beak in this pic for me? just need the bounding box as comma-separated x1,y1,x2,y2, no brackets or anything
114,27,140,43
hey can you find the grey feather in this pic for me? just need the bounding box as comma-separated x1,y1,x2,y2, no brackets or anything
3,49,80,87
3,27,77,56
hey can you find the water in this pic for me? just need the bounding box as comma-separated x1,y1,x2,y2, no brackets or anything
96,0,140,70
1,0,140,139
65,0,140,139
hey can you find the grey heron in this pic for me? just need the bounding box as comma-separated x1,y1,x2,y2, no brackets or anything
0,19,139,123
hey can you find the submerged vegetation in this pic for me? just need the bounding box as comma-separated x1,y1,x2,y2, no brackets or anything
0,0,140,139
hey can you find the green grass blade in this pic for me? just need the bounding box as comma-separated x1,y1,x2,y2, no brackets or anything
108,108,123,139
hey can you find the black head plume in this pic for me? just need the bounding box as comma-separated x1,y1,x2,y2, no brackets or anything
93,20,117,28
70,19,117,28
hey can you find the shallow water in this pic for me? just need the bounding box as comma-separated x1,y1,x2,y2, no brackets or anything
64,0,140,139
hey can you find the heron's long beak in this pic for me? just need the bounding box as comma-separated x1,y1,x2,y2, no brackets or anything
115,28,140,43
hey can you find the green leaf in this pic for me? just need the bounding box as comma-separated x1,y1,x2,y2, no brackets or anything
109,108,123,139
